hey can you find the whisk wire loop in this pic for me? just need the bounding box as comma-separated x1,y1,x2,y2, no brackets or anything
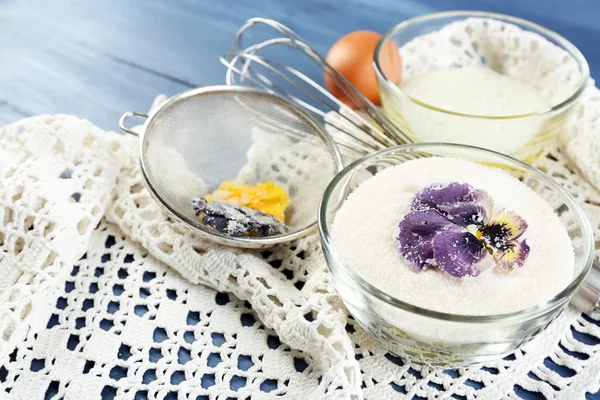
221,17,413,156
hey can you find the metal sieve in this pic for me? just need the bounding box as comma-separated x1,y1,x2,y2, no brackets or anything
119,85,343,248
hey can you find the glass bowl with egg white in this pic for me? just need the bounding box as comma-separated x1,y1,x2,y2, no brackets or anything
318,143,594,366
374,11,589,163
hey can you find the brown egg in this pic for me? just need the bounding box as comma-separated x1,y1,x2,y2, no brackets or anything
324,30,402,107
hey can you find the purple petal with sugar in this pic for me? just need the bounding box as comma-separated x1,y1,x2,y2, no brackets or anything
192,197,286,237
495,239,530,270
412,182,481,210
432,231,491,277
439,203,488,227
203,215,231,234
397,209,459,270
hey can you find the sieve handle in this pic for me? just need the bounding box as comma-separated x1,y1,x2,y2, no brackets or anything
119,111,148,136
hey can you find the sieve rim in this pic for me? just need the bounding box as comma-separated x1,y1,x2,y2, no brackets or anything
136,85,344,248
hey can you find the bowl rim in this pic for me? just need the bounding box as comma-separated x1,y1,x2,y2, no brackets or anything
137,85,344,248
373,10,590,120
318,142,595,323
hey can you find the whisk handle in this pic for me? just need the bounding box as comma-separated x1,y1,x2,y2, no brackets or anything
119,111,148,136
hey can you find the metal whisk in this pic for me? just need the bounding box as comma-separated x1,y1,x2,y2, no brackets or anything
220,17,413,158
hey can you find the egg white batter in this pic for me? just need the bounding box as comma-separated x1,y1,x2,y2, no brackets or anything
399,66,549,154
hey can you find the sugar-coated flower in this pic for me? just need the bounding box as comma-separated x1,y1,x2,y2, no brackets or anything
397,182,530,278
192,197,287,237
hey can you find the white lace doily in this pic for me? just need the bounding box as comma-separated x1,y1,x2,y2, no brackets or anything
0,99,598,399
2,27,600,400
0,116,127,357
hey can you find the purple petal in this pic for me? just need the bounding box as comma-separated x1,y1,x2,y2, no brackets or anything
412,182,494,222
433,231,492,277
412,182,479,209
471,188,494,217
397,210,458,270
495,239,530,270
203,215,231,233
439,203,488,227
517,240,530,267
192,197,287,237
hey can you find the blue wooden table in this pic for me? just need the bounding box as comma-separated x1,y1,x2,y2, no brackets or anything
1,1,599,399
1,0,599,131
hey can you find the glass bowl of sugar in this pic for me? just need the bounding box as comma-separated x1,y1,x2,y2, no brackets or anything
319,143,594,366
374,11,589,163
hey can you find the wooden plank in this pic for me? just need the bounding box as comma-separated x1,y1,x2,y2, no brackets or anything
0,0,597,130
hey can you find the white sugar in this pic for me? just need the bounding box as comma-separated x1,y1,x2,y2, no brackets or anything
331,157,574,315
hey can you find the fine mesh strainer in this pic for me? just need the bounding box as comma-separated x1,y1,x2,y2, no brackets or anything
119,85,342,248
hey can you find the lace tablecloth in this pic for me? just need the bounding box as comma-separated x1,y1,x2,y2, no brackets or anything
0,82,599,400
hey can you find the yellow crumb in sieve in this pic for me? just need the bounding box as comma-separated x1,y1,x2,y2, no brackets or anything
205,181,290,222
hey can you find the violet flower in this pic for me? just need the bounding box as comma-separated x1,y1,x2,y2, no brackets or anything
397,182,529,278
192,198,286,237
